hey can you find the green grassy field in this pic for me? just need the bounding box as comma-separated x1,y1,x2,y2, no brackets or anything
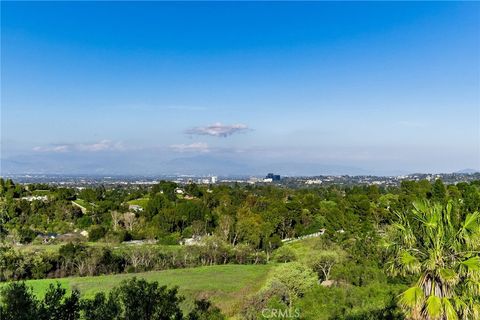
72,199,93,212
32,190,52,196
7,264,273,317
127,197,150,208
284,236,324,262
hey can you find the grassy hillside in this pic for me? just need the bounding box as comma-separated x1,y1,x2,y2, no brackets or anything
283,236,327,261
10,264,273,317
126,197,150,208
72,199,93,212
32,190,52,196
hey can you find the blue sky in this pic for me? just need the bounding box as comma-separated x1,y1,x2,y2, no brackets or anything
1,2,479,175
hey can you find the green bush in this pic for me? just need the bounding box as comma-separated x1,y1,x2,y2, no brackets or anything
158,232,181,245
295,283,405,320
76,215,93,229
272,245,297,263
266,262,317,306
88,225,106,242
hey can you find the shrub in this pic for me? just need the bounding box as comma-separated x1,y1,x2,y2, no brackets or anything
88,225,106,242
266,262,317,306
272,245,297,263
76,216,93,229
187,299,225,320
158,232,181,245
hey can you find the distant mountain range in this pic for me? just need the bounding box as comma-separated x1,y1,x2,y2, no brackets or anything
161,155,369,176
455,168,479,174
1,153,478,177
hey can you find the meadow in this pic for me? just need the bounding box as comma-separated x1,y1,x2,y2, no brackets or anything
126,197,150,208
6,264,273,317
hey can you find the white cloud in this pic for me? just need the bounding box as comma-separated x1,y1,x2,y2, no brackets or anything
185,122,250,137
77,140,125,152
33,140,125,153
169,142,210,153
33,145,70,153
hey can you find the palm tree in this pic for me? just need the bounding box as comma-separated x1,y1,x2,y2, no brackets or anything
385,200,480,320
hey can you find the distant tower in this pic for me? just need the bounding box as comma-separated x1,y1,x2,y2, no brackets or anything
211,176,217,184
266,173,280,181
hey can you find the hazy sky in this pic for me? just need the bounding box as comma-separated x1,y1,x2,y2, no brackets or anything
1,2,479,176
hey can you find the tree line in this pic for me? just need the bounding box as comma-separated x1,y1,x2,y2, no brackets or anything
0,240,270,281
0,277,224,320
2,178,478,247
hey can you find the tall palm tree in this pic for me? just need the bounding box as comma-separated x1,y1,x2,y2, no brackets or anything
385,200,480,320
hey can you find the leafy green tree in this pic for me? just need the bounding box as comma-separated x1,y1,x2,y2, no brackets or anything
185,183,202,198
17,227,36,244
235,207,264,247
175,201,205,232
308,250,346,282
145,193,171,220
88,225,106,241
386,201,480,319
272,245,297,263
151,181,178,201
461,185,480,213
266,262,317,306
432,179,447,202
114,277,184,320
39,283,80,320
0,282,38,320
0,178,5,196
81,291,121,320
56,188,76,201
61,290,81,320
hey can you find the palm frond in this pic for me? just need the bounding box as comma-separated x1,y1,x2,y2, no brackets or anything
442,298,458,320
400,251,421,273
425,295,442,319
399,286,424,309
461,256,480,272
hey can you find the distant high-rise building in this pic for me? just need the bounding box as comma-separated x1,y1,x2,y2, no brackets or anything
266,173,281,181
211,176,217,184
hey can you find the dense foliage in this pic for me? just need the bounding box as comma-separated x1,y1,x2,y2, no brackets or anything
385,201,480,319
3,178,479,246
1,178,479,319
0,278,224,320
